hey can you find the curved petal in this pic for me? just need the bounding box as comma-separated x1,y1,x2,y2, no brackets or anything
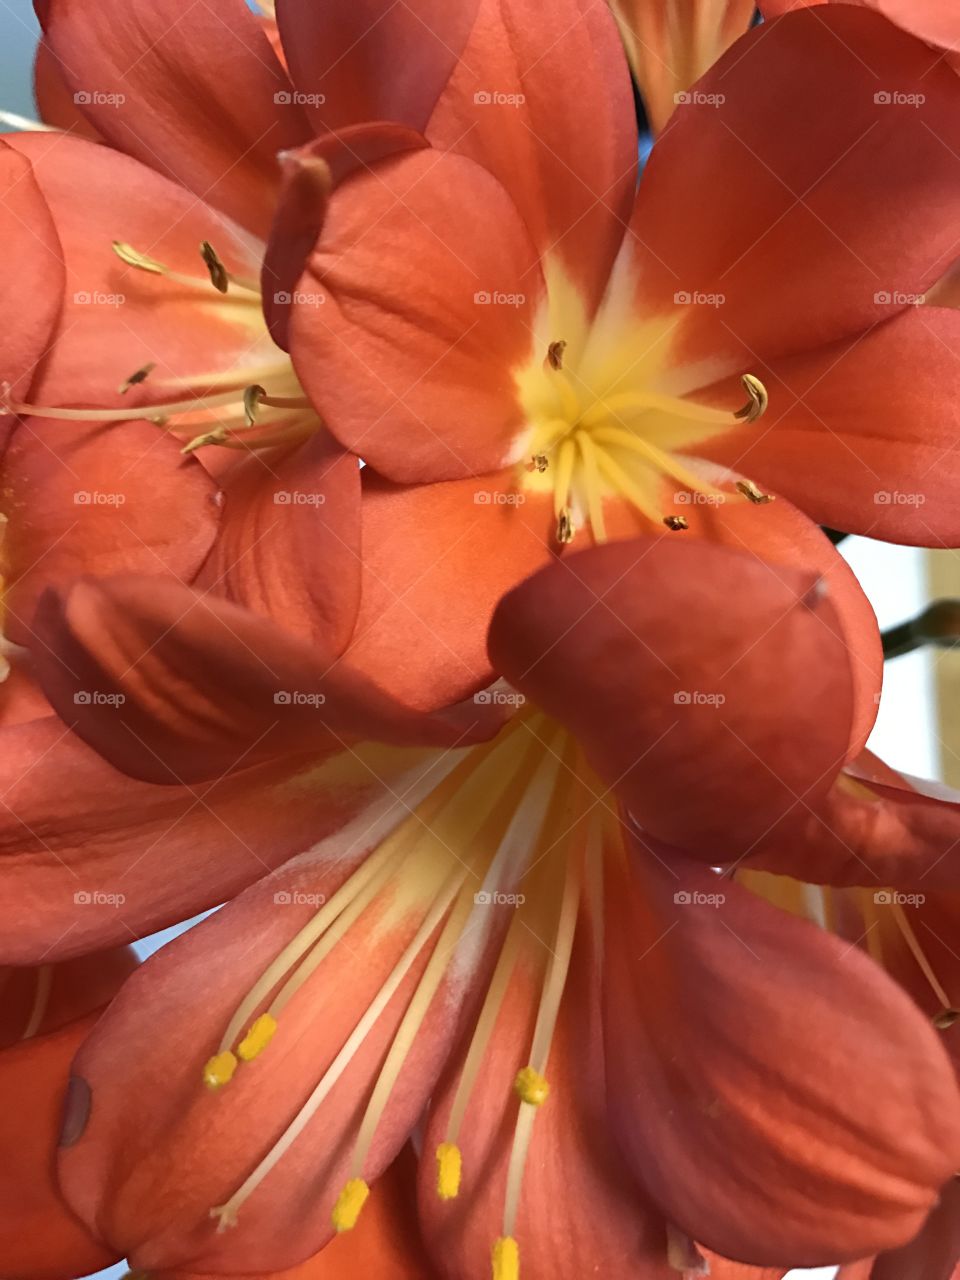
603,839,960,1264
33,37,102,140
31,574,504,785
418,911,676,1280
489,536,859,863
0,138,62,402
58,813,501,1272
629,7,960,378
694,308,960,546
36,0,311,235
0,702,434,963
290,147,544,483
762,0,960,54
196,433,360,654
2,416,219,645
0,945,137,1045
4,131,278,413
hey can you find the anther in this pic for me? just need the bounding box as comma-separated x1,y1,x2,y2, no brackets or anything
237,1012,278,1061
436,1142,462,1200
203,1050,238,1089
112,241,167,274
736,478,774,505
492,1235,519,1280
934,1008,960,1029
663,514,688,531
546,340,567,371
182,427,229,455
200,240,229,293
331,1178,370,1232
118,362,155,395
733,373,769,423
513,1065,549,1107
529,454,549,473
243,384,266,426
556,509,575,545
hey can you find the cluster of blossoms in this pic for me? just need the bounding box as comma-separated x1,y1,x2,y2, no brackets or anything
4,0,960,1278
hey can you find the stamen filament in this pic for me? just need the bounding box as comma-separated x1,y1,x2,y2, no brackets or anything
590,426,725,497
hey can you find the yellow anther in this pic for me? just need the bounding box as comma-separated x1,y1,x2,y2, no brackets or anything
203,1050,238,1089
436,1142,462,1200
200,240,229,293
112,241,167,274
733,373,769,423
735,478,775,505
513,1065,550,1107
492,1235,519,1280
237,1012,278,1062
331,1178,370,1232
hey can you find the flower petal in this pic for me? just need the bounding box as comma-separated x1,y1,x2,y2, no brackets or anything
0,945,137,1045
603,840,960,1264
36,0,311,235
762,0,960,54
33,37,102,139
489,536,858,862
290,147,544,483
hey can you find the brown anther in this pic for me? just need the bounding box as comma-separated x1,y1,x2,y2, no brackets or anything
182,426,229,454
556,508,575,544
663,514,689,531
934,1008,960,1030
243,384,266,426
529,454,549,473
736,478,775,505
200,240,229,294
546,340,567,371
733,373,769,424
118,362,156,395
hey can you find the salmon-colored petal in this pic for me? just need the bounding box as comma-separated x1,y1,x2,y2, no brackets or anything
603,839,960,1264
59,799,501,1272
629,7,960,378
31,574,503,785
863,1177,960,1280
2,416,219,645
290,147,544,483
489,536,859,863
0,707,416,963
700,1254,788,1280
695,308,960,545
196,433,360,654
762,0,960,53
33,37,102,140
424,0,637,313
0,945,140,1280
0,138,62,402
4,131,278,413
36,0,311,235
419,911,676,1280
0,945,137,1045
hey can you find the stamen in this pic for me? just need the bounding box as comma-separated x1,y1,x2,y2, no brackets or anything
529,454,549,474
736,479,774,505
112,241,167,274
590,426,725,497
243,384,265,426
237,1013,277,1062
492,1236,519,1280
200,240,229,294
663,514,688,531
203,1051,238,1089
436,1142,462,1200
21,964,53,1040
891,902,954,1014
331,1177,369,1233
734,373,769,423
513,1066,549,1106
576,433,606,543
934,1008,960,1030
546,340,567,371
118,362,156,395
556,508,575,545
182,428,229,454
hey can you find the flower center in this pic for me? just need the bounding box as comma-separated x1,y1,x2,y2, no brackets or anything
3,240,318,456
